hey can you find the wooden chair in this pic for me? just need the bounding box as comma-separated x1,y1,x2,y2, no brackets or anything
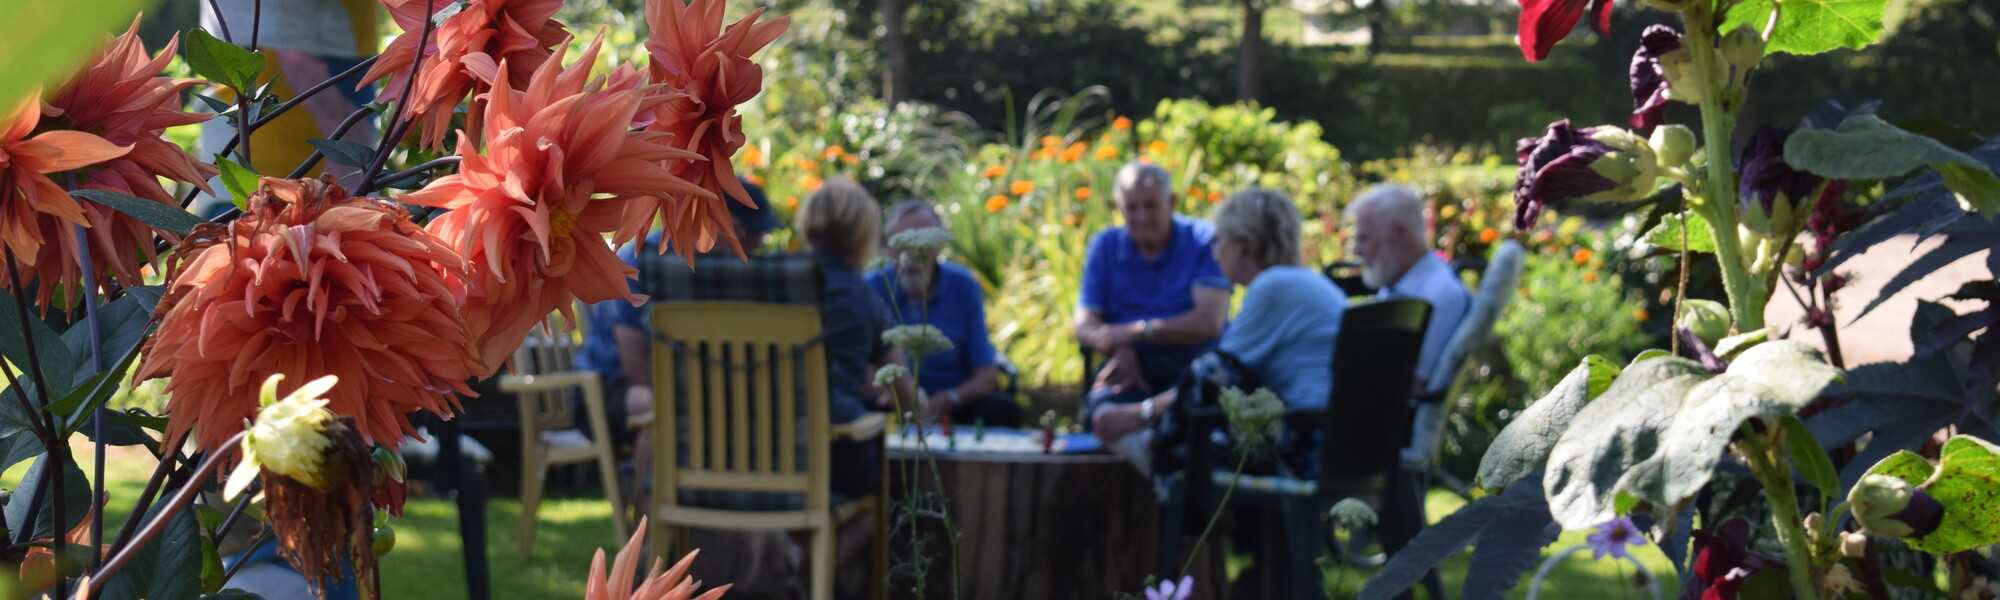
1160,298,1432,600
647,301,888,600
497,314,629,556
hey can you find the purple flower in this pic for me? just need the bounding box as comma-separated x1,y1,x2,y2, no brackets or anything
1680,519,1774,600
1514,120,1668,229
1587,516,1647,560
1629,25,1684,134
1736,126,1822,217
1145,575,1194,600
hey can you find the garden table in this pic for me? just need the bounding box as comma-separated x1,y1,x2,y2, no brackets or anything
883,428,1167,600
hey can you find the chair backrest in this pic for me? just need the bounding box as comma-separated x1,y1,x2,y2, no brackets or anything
1421,240,1528,396
641,251,822,306
508,312,585,432
650,302,833,509
1317,298,1432,478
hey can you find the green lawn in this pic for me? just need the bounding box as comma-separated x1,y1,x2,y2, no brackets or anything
5,444,1681,598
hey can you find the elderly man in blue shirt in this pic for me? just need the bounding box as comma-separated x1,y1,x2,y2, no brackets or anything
866,200,1025,427
1350,184,1471,391
1076,162,1230,429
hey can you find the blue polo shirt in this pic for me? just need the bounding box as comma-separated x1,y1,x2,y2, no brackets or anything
1078,214,1229,355
866,262,999,394
574,232,660,379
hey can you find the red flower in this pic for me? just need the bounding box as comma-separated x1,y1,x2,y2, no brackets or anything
1517,0,1613,62
362,0,570,148
625,0,790,262
0,95,130,307
401,36,710,374
30,20,215,305
135,176,478,470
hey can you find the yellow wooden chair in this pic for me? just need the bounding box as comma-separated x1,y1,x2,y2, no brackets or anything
647,301,887,600
497,313,629,555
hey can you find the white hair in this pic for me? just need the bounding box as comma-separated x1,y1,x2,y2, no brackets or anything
1351,184,1427,245
1214,186,1302,268
1113,162,1172,204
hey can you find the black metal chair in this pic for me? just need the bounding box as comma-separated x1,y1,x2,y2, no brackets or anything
1159,298,1433,600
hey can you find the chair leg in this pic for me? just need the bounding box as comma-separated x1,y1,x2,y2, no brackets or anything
1159,474,1187,579
811,524,835,600
519,450,546,556
596,445,628,543
1283,500,1324,600
873,498,889,600
648,517,672,567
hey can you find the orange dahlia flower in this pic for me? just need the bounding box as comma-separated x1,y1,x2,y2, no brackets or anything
626,0,790,261
136,176,477,462
0,96,130,306
587,518,726,600
402,38,710,374
26,20,215,308
363,0,570,148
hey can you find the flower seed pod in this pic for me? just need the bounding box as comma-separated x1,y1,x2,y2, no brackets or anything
1721,25,1766,71
1650,125,1696,169
1679,299,1732,346
1849,474,1945,539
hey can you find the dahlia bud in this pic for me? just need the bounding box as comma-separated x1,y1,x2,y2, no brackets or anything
1650,125,1696,168
1849,474,1945,539
1679,299,1732,345
373,525,397,556
225,374,341,500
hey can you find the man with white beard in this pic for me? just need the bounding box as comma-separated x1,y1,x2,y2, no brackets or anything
1349,184,1471,392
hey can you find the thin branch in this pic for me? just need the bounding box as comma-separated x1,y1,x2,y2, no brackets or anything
250,0,262,51
211,488,257,542
357,0,437,196
110,429,188,551
72,221,108,567
204,0,235,43
217,528,272,587
85,431,247,597
251,56,380,131
373,156,461,188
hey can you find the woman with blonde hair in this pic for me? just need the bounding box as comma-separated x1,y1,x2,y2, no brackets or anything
796,179,907,497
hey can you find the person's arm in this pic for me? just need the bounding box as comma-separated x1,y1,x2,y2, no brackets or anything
1092,387,1179,444
929,364,1000,409
1087,286,1230,350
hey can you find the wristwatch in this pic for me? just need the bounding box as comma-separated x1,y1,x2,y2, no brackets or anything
1140,398,1155,421
947,389,961,406
1141,319,1156,342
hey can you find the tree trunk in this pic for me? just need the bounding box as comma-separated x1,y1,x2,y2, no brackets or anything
1366,0,1389,56
1238,0,1265,103
881,0,909,108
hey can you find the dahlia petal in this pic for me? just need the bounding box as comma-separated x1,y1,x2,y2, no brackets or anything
16,131,131,172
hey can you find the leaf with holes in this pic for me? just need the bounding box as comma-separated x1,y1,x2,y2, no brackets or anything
1643,212,1717,253
1861,436,2000,554
1542,357,1710,529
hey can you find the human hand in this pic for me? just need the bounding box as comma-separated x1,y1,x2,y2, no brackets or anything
1092,402,1148,445
921,391,952,423
623,385,654,420
1094,347,1150,394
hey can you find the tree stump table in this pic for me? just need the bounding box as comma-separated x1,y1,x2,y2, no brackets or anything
884,449,1161,600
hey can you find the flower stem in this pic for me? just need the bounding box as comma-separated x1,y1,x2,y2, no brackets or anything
87,430,247,597
1180,450,1249,579
1682,0,1767,331
1738,422,1821,600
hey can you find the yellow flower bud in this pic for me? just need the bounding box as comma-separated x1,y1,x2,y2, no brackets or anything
226,374,341,499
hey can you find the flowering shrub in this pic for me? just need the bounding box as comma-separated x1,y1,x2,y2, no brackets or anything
0,1,782,597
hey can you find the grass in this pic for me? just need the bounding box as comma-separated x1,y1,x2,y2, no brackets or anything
4,443,1682,598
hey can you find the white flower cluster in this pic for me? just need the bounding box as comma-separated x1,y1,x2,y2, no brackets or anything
873,364,909,386
1329,497,1378,529
888,226,953,252
882,324,954,355
1219,385,1285,443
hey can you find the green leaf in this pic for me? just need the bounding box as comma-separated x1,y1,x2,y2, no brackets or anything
1643,212,1717,253
3,452,91,542
217,158,259,208
1720,0,1889,56
0,288,76,398
97,503,202,600
1623,342,1844,508
199,535,224,594
70,190,202,237
1780,416,1841,502
1629,348,1674,365
1712,327,1771,360
307,139,377,168
1361,476,1553,600
0,0,151,115
1477,357,1619,492
182,28,264,92
1907,436,2000,553
1785,115,2000,213
1543,357,1711,529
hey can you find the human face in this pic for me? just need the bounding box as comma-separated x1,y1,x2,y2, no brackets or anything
885,210,942,292
1352,205,1411,289
1116,185,1174,251
1212,235,1256,287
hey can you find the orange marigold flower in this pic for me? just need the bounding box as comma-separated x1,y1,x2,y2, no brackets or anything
802,175,824,191
1030,148,1055,161
135,176,477,477
1574,248,1594,265
1095,145,1118,161
1207,191,1223,203
1058,143,1085,163
1138,156,1155,165
587,518,720,600
740,145,765,167
9,20,214,311
744,173,765,186
1583,271,1599,283
840,152,859,165
1010,180,1035,196
980,165,1007,179
1063,213,1083,227
1146,140,1168,155
402,37,710,373
822,145,845,160
1111,116,1132,131
629,0,791,261
985,195,1008,213
784,195,799,210
364,0,571,149
0,95,131,307
1040,135,1061,149
1479,228,1500,244
796,157,820,171
1074,187,1093,200
1635,308,1651,322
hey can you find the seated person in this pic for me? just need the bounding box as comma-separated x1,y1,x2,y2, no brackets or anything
1349,184,1471,391
1092,186,1346,470
866,200,1024,428
1075,162,1229,425
574,178,782,447
796,178,913,498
